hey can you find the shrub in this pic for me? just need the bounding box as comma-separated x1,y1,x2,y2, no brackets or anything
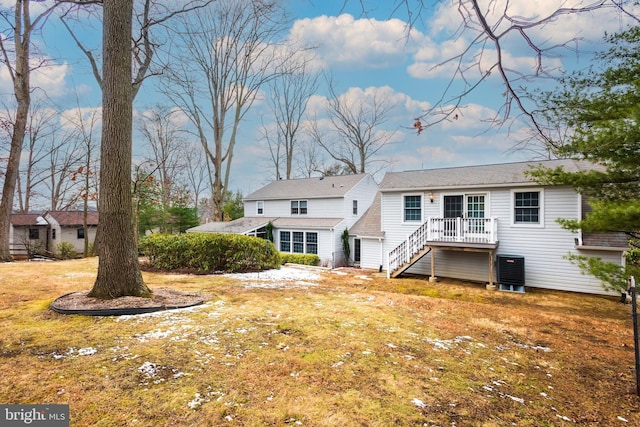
280,253,320,266
56,242,78,260
140,232,281,273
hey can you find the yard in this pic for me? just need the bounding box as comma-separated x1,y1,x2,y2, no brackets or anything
0,258,638,426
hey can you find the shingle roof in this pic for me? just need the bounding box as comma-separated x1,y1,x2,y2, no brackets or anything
10,213,47,226
187,216,345,234
349,192,383,238
47,210,99,226
188,217,275,234
244,174,369,201
379,159,599,191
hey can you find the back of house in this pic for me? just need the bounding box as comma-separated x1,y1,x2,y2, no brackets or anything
351,159,627,295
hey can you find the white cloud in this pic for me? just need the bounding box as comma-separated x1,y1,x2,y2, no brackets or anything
289,14,424,70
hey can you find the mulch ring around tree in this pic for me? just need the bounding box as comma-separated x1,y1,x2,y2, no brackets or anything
50,288,208,316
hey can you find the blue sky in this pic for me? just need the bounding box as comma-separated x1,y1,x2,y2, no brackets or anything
1,0,638,208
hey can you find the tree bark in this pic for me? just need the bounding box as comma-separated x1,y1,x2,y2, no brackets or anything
0,0,33,262
88,0,150,298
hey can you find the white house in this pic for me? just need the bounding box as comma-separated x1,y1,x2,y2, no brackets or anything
9,210,99,257
188,174,379,267
349,159,628,295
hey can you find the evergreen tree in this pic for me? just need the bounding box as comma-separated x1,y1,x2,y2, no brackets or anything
530,27,640,291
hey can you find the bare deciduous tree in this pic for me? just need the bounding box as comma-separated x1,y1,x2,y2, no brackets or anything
138,105,186,209
373,1,640,147
309,82,398,175
0,0,59,261
88,0,150,298
162,0,294,221
261,58,319,180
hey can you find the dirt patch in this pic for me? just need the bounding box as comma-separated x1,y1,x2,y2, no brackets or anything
50,287,208,315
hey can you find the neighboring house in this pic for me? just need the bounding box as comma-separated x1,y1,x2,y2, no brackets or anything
187,174,379,267
44,210,99,254
350,159,628,295
9,213,49,257
9,210,99,257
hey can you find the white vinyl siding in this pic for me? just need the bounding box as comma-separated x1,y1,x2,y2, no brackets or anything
377,186,620,295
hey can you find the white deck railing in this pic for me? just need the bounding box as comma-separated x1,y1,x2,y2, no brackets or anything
387,217,498,277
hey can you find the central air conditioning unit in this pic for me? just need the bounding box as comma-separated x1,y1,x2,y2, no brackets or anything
496,254,525,293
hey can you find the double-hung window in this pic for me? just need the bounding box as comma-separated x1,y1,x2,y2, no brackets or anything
291,200,307,215
257,201,264,215
403,195,422,222
513,190,542,225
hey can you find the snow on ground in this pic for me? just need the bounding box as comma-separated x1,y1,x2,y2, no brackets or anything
224,265,322,289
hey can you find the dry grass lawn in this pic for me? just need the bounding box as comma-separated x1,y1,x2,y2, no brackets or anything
1,258,639,426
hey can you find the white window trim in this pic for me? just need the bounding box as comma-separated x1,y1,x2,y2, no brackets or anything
277,229,318,254
290,200,308,216
402,193,423,223
256,201,264,215
511,188,545,228
439,192,490,218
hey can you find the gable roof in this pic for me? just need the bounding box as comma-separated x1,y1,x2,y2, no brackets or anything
10,213,48,227
379,159,599,191
349,192,383,238
46,210,99,226
244,174,370,201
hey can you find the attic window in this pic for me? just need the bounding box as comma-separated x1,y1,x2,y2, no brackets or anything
257,201,264,215
353,200,358,215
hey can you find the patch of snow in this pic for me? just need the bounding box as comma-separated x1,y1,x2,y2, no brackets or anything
225,266,322,288
77,347,97,356
138,361,159,378
411,398,427,408
618,416,628,423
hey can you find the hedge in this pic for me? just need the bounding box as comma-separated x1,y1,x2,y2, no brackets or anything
279,253,320,266
140,233,281,273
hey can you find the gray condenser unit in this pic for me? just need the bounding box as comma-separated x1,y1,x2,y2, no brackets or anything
496,254,525,293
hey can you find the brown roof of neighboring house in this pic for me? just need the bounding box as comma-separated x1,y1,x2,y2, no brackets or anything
47,210,99,226
10,213,48,226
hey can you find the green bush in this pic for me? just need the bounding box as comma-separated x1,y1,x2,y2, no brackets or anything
140,232,281,273
56,242,78,260
279,253,320,266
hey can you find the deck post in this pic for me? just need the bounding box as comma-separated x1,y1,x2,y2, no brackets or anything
486,250,496,290
429,246,437,282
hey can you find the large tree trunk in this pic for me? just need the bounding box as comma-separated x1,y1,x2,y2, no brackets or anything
0,1,32,262
89,0,150,299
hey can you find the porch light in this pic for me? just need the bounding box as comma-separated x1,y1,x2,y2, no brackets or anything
429,192,435,203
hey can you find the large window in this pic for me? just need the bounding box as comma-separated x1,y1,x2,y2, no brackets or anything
514,191,541,224
404,195,422,222
29,229,39,240
279,231,318,254
290,200,308,215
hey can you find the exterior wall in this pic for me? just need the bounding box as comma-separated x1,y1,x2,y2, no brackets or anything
246,197,346,218
358,237,385,270
273,226,336,267
10,225,48,255
343,175,379,229
54,226,98,253
375,185,623,295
